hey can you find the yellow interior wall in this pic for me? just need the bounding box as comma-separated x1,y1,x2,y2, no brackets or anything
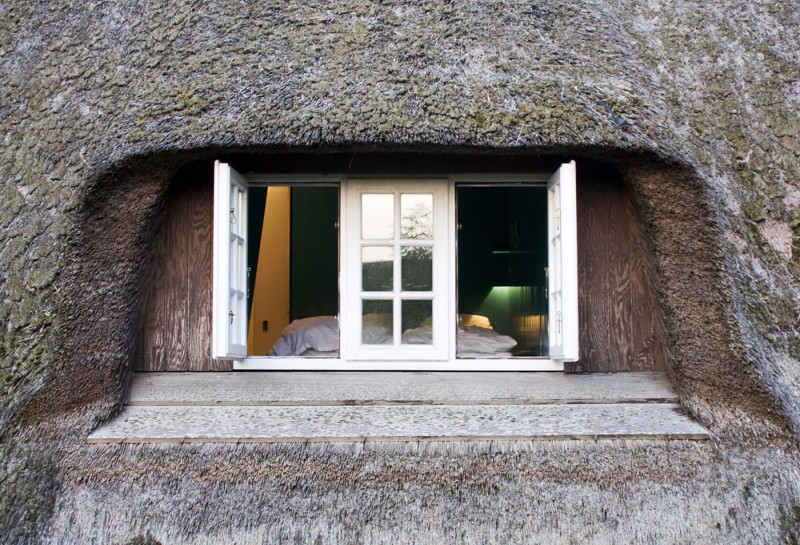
247,187,291,355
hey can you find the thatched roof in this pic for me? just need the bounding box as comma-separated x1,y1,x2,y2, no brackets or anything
1,0,798,542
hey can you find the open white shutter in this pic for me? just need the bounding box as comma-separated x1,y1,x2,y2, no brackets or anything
547,161,579,362
212,161,248,359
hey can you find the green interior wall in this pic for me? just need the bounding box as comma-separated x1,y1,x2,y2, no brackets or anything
457,186,548,354
290,187,339,320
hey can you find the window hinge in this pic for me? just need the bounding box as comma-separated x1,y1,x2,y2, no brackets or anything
555,208,561,231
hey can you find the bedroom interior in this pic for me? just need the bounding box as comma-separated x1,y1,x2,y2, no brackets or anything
245,182,551,359
133,153,668,373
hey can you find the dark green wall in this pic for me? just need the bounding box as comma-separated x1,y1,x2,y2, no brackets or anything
456,186,548,314
290,187,339,320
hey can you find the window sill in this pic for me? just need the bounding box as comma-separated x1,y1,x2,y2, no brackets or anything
232,358,565,371
88,372,708,444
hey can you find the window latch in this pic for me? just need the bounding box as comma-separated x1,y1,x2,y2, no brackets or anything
229,310,235,324
544,267,548,298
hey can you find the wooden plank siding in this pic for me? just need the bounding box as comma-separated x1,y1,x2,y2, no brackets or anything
575,167,668,372
135,175,230,371
136,166,668,372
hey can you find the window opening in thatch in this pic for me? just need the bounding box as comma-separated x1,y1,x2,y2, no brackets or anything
212,161,578,371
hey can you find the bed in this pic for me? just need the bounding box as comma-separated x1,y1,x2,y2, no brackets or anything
268,314,517,358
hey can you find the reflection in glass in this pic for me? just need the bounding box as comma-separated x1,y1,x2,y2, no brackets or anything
401,246,432,291
401,300,432,345
362,300,393,345
361,194,394,239
362,246,393,291
401,194,433,240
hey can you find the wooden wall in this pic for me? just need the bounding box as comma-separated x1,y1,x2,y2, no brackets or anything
576,167,668,372
136,165,668,372
135,175,230,371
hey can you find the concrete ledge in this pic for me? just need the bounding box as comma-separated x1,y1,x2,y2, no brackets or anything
89,403,707,443
127,371,680,405
88,372,708,443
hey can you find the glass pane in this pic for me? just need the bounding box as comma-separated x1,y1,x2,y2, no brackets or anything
400,194,433,240
362,194,394,239
362,300,393,345
362,246,393,291
401,300,432,345
401,246,432,291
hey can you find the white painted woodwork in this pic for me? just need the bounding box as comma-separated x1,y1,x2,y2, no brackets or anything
212,161,248,359
211,166,580,369
234,357,565,371
548,161,579,361
344,180,450,361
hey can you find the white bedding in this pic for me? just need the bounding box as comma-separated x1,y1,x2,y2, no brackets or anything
268,316,339,357
268,315,517,357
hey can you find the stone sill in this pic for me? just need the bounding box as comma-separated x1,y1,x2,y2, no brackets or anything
88,372,708,443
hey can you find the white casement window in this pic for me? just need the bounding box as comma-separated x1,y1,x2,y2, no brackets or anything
343,181,450,362
547,161,579,362
212,161,249,359
212,160,578,371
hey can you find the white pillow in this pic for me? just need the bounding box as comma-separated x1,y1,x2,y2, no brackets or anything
269,316,339,356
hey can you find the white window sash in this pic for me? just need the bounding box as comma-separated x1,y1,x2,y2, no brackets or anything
547,161,579,361
343,180,450,361
212,161,249,359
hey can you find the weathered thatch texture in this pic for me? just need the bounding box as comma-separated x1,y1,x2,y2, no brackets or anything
1,0,798,543
41,441,800,544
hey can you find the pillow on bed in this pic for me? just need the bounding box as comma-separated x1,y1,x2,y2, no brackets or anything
457,314,492,329
362,313,393,344
456,325,517,354
400,325,433,344
269,316,339,357
419,314,492,329
400,322,517,353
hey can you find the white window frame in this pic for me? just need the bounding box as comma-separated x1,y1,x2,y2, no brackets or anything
212,161,248,359
344,180,450,362
213,163,578,371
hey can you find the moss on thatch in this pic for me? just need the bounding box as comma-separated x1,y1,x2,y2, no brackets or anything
1,0,799,543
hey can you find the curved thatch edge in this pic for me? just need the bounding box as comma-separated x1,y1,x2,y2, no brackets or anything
13,146,785,443
1,1,799,542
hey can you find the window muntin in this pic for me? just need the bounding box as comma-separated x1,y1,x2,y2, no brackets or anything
213,161,578,370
